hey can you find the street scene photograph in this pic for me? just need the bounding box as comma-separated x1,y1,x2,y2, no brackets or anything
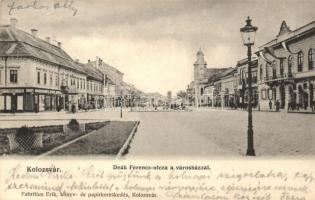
0,0,315,159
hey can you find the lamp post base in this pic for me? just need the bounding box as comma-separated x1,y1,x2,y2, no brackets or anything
246,148,256,156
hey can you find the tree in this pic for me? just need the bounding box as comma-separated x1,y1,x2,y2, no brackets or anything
177,90,187,99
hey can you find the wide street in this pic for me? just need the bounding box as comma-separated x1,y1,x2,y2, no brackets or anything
0,109,314,158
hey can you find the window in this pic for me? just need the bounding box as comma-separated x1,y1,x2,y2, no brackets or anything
265,63,269,80
308,48,314,70
272,61,277,78
37,71,40,84
252,71,257,83
0,70,2,83
280,59,284,77
44,73,47,85
10,70,18,83
259,64,263,80
55,75,58,86
288,56,293,76
50,73,53,86
200,88,204,95
297,51,303,72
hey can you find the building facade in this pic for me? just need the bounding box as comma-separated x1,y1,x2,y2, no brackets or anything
0,19,88,113
0,18,143,113
193,49,230,107
256,20,315,111
236,58,258,109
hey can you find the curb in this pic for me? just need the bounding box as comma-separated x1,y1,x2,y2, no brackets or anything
35,122,110,158
115,121,140,159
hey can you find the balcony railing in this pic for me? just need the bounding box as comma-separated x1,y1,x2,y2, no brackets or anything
263,73,293,83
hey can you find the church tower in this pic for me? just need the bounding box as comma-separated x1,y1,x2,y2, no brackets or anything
193,49,207,108
194,49,207,82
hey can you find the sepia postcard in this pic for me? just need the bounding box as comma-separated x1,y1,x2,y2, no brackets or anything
0,0,315,199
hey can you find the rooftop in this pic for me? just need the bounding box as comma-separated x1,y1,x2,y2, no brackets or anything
0,23,85,74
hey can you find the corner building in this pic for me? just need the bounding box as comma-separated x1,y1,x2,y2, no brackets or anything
257,20,315,111
0,19,87,112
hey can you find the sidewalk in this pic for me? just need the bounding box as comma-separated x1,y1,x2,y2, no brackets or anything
0,108,130,128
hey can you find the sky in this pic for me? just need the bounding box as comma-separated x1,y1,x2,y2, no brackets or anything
1,0,315,95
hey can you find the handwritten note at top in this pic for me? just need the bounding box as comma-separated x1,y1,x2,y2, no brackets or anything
1,162,315,200
2,0,78,16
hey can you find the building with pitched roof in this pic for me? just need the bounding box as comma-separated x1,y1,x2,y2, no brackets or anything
193,49,230,107
0,18,88,113
256,20,315,111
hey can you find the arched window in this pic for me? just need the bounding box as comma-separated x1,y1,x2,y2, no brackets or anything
288,55,293,76
297,51,303,72
308,48,314,70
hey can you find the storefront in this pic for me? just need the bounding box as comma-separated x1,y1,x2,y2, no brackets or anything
0,88,62,113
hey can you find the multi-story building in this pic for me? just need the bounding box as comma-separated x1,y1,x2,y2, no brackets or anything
89,57,124,107
214,67,238,108
82,62,104,109
0,18,88,113
236,58,258,108
256,20,315,111
193,49,229,107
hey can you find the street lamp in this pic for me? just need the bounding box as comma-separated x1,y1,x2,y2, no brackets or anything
240,16,258,156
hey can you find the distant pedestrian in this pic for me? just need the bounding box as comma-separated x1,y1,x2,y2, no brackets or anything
275,100,280,111
269,100,273,110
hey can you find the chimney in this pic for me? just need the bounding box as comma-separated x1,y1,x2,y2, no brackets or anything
46,37,51,43
10,18,17,29
31,29,38,37
57,42,62,48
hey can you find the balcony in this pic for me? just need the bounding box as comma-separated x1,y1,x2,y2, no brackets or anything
294,69,315,79
263,73,294,86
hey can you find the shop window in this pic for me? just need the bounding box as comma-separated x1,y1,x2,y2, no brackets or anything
10,70,18,83
308,48,314,70
297,51,303,72
0,70,2,83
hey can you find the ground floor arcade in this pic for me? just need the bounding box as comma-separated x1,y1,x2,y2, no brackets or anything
258,79,315,111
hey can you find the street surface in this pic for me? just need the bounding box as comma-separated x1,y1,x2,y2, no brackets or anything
0,109,314,158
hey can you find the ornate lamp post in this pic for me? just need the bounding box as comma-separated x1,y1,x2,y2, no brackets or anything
240,16,258,156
